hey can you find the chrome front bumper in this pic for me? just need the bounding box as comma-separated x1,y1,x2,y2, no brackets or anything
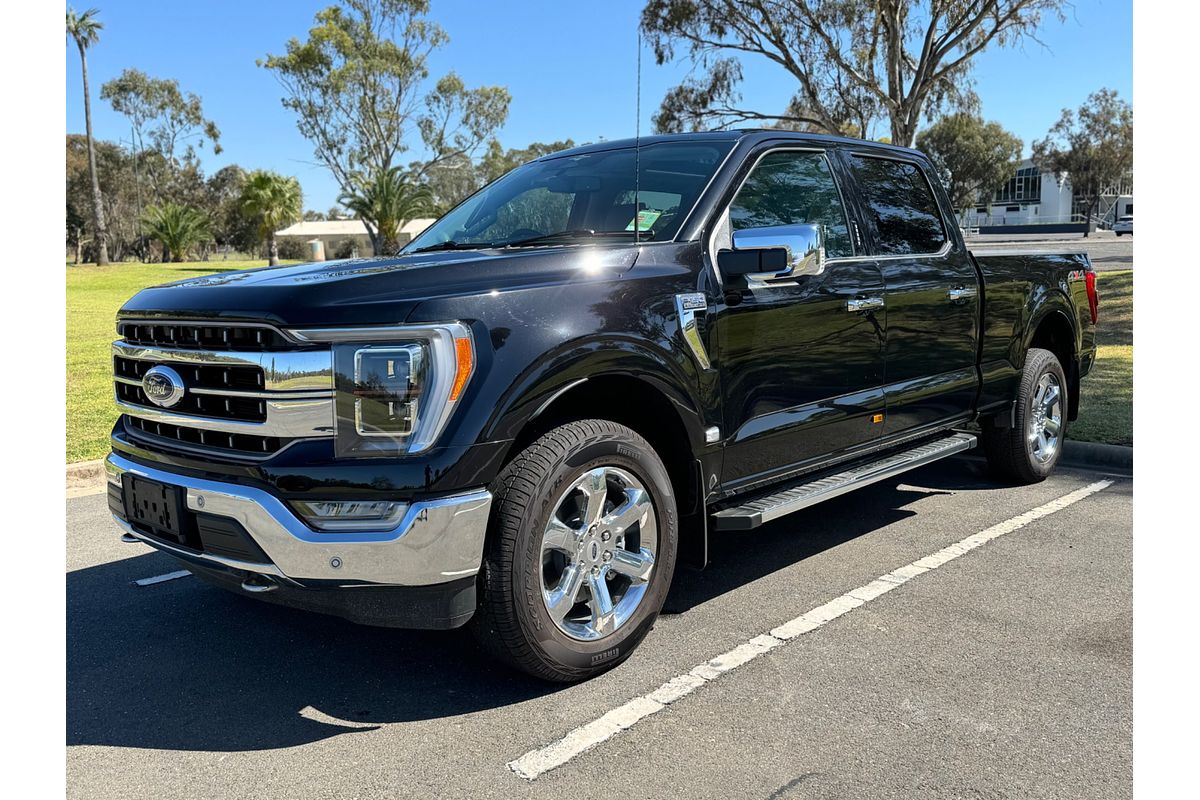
105,453,492,587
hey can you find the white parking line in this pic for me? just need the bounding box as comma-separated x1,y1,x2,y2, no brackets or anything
132,570,192,587
507,478,1115,781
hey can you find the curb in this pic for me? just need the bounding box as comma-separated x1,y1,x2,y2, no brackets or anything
1059,440,1133,474
66,458,107,497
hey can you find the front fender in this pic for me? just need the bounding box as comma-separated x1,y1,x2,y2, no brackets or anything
483,333,711,452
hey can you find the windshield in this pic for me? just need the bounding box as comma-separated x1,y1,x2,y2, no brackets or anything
403,140,733,252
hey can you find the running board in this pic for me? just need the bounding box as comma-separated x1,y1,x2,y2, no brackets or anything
711,432,977,531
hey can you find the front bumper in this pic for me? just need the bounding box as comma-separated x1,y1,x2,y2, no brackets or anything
105,452,493,589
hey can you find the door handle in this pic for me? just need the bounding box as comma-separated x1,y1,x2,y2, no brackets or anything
947,286,978,302
847,296,885,313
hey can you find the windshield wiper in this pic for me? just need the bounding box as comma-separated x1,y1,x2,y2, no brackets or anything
502,229,641,248
408,239,492,254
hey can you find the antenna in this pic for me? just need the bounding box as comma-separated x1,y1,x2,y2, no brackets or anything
634,26,642,246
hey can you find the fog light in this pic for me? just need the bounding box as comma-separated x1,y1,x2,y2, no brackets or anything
291,499,408,532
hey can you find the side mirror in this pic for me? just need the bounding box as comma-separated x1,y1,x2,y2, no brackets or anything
718,223,826,280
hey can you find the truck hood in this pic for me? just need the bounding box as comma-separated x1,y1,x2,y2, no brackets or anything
118,245,641,327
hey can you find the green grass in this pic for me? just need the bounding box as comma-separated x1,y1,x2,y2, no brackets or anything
66,260,298,463
1068,270,1133,446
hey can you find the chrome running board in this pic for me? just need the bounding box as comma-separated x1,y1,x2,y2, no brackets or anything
711,433,977,531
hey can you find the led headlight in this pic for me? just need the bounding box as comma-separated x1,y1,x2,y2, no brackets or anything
288,323,476,457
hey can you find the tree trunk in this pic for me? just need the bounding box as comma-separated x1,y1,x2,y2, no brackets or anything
268,233,280,266
77,43,110,266
74,229,82,265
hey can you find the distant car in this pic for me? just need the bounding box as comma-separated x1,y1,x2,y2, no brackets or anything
1113,215,1133,235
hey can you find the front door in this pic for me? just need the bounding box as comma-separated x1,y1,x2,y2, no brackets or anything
843,153,981,434
710,148,887,491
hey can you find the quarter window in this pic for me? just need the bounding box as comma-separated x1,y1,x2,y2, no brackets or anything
849,156,948,256
728,151,853,258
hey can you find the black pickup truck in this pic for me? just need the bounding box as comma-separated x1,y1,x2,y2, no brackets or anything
107,131,1098,681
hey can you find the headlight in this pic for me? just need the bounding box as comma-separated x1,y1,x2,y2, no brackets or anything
288,323,475,457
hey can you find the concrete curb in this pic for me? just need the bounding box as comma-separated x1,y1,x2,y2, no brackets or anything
1060,440,1133,475
66,458,107,497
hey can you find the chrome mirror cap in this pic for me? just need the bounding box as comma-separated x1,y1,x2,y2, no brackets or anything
730,223,826,279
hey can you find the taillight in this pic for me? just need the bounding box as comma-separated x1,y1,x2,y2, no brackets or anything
1085,270,1099,324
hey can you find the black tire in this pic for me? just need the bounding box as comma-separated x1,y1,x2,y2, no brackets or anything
981,347,1068,484
471,419,678,682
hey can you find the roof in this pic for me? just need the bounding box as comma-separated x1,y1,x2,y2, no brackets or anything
538,129,926,162
276,218,437,237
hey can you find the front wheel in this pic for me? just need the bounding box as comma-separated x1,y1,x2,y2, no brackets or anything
981,347,1068,484
471,419,678,682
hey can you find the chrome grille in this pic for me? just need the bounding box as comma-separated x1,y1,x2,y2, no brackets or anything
114,319,334,460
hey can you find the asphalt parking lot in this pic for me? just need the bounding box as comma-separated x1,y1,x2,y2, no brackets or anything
67,458,1131,799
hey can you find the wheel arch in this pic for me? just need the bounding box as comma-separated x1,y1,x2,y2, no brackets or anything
486,353,713,568
1024,303,1080,421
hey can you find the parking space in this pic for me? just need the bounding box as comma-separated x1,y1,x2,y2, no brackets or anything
67,459,1131,799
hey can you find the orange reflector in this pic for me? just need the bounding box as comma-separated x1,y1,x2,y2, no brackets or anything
872,414,884,424
450,337,474,402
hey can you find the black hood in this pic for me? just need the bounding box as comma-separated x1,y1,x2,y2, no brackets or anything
118,245,640,327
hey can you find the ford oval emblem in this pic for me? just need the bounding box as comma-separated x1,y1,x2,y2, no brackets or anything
142,365,186,408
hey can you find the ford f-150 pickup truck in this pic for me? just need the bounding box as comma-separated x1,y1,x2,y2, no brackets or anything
106,131,1098,681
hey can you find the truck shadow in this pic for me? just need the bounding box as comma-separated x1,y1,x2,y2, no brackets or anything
662,457,990,614
67,458,995,753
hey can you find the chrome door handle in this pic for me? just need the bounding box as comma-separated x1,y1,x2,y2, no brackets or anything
847,296,885,313
948,286,978,302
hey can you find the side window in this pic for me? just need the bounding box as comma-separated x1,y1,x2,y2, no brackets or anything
728,151,853,258
848,156,948,255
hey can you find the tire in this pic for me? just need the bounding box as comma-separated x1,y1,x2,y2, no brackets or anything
471,419,678,682
981,347,1068,484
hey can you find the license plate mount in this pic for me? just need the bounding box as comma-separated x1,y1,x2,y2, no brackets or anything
123,474,186,539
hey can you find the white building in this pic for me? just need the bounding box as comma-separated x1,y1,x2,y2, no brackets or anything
964,159,1133,230
275,218,437,260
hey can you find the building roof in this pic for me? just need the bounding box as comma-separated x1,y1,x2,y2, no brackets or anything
276,218,437,237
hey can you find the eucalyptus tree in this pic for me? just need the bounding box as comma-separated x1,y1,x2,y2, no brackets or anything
101,68,222,201
642,0,1066,145
1033,89,1133,236
916,113,1023,217
66,6,109,265
261,0,509,196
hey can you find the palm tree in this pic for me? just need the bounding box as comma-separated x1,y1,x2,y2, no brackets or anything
66,7,109,265
339,167,433,255
142,203,211,263
240,170,302,266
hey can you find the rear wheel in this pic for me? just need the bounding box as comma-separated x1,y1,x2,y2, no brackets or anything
471,419,678,682
981,347,1068,484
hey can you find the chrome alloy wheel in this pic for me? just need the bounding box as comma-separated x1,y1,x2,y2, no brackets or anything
1028,372,1064,464
539,466,658,641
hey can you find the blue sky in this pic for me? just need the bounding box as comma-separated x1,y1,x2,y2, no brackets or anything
65,0,1133,212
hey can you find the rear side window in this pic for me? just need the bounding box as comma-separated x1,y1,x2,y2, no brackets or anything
849,156,947,255
728,151,853,258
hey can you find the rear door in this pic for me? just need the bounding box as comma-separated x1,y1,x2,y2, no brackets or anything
842,151,981,435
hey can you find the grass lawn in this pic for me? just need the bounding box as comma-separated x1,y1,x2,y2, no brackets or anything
65,261,1133,463
1068,269,1133,447
66,260,297,463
